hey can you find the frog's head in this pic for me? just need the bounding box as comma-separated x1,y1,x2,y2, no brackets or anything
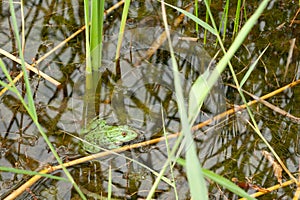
117,126,138,142
107,125,138,144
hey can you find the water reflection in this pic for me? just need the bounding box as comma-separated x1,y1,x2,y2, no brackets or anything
0,0,299,199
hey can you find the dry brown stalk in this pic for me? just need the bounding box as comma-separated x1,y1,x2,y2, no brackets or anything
239,178,300,199
0,48,61,95
292,160,300,200
262,150,283,184
228,83,300,123
290,8,300,26
283,38,296,79
192,79,300,131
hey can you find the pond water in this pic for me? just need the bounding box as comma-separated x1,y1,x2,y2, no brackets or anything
0,1,299,199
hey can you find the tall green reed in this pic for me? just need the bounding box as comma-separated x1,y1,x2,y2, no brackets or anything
205,0,244,43
115,0,131,62
83,0,105,122
233,0,243,38
84,0,105,73
218,0,229,41
82,0,130,121
194,0,199,35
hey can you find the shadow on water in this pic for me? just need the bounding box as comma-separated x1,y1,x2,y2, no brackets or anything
0,0,299,199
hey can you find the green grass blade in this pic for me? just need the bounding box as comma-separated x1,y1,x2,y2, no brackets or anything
161,2,208,199
161,108,179,199
176,159,256,199
185,143,208,200
90,0,105,72
219,0,229,42
0,166,68,181
160,1,217,36
115,0,130,61
240,45,269,88
233,0,242,38
204,0,210,44
8,0,37,121
84,0,91,73
202,169,256,200
194,0,199,34
188,68,209,123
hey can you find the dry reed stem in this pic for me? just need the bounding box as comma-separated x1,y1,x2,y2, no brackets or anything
228,83,300,123
7,78,300,200
292,161,300,200
239,179,298,199
192,79,300,131
290,8,300,26
283,38,296,79
0,48,61,93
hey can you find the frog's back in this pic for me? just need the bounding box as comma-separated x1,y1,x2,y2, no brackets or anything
81,118,139,153
82,131,106,152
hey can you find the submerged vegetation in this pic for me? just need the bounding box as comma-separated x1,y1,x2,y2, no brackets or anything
0,0,299,199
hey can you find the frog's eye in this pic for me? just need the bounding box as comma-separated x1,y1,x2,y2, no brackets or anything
121,132,127,137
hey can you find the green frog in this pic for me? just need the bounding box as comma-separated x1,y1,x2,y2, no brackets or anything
80,118,139,153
